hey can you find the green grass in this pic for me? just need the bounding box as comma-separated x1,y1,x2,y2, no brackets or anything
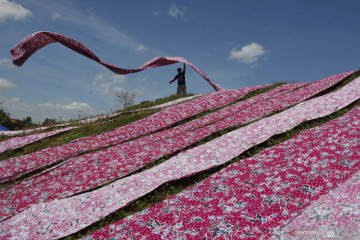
123,93,196,111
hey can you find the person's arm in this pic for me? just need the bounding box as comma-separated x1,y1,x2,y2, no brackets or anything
183,63,186,73
169,76,176,84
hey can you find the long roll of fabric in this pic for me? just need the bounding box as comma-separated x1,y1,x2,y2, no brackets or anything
0,71,352,185
0,94,205,136
86,98,360,240
0,86,261,184
0,82,302,222
0,126,79,154
10,31,224,91
1,76,358,239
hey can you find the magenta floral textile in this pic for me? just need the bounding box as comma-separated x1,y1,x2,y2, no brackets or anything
84,96,360,240
0,126,79,155
0,87,259,184
11,31,224,91
0,82,303,221
0,76,359,239
271,170,360,240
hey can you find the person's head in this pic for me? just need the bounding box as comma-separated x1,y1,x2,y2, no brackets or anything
177,68,182,73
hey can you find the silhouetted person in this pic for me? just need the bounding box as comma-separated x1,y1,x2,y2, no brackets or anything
169,63,186,94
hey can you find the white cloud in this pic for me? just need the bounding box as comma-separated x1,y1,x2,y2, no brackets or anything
51,12,61,20
93,73,126,95
0,78,16,89
135,44,148,51
168,5,186,19
227,42,268,67
0,0,32,23
0,96,98,122
39,102,92,111
0,58,14,68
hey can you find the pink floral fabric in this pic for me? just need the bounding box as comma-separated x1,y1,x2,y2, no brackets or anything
0,126,79,154
0,82,302,221
11,31,224,91
0,75,358,239
0,87,261,184
271,170,360,240
84,90,360,240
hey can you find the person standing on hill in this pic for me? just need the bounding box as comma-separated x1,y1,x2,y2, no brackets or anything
169,63,186,94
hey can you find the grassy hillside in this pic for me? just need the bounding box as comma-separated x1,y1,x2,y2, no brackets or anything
1,69,360,239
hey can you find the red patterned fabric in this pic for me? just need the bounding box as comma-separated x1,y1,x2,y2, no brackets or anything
0,83,299,222
0,75,358,239
0,126,79,154
0,87,260,184
11,31,224,91
85,92,360,240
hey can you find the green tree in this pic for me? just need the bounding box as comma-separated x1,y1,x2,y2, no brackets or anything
22,116,33,127
42,118,57,125
0,108,12,129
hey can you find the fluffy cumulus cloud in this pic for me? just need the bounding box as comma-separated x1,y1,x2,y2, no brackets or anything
93,73,126,95
0,78,16,89
0,0,32,23
168,5,186,19
228,42,268,67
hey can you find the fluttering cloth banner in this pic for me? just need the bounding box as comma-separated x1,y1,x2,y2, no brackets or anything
1,76,359,239
10,31,224,91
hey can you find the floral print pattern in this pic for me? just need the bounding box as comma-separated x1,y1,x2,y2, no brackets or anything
0,126,79,154
0,74,358,239
85,88,360,240
271,171,360,240
0,86,260,184
0,82,302,221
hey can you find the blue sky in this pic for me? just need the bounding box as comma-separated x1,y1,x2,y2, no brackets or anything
0,0,359,122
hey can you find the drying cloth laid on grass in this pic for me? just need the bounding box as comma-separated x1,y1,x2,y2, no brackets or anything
1,76,359,239
0,87,262,184
0,124,72,136
0,126,79,155
85,101,360,240
0,82,302,221
271,170,360,240
0,71,351,185
11,31,224,91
